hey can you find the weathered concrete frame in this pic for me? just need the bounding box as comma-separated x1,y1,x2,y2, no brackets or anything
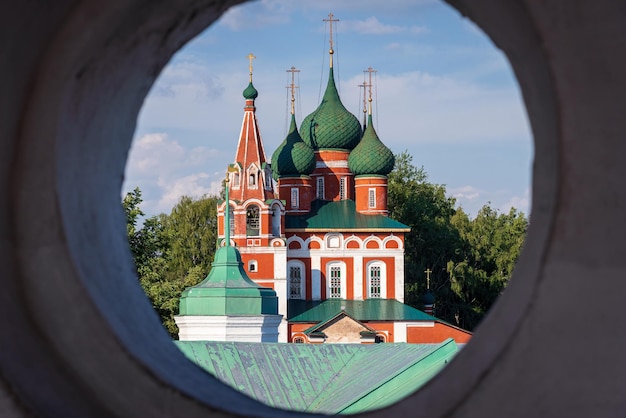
2,0,625,417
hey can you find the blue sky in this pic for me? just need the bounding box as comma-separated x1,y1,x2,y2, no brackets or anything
125,0,532,219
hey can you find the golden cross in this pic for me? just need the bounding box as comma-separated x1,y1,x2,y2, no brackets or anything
286,66,300,115
364,67,377,114
359,81,367,125
247,53,256,82
424,268,432,289
323,13,340,66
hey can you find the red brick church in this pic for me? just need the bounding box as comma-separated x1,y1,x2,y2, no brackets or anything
214,28,470,345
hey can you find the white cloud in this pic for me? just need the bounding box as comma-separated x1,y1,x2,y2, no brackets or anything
346,17,403,34
450,185,482,201
156,173,213,212
124,133,223,215
499,188,531,215
339,70,530,146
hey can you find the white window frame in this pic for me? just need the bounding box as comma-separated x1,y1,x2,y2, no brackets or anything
291,188,299,208
232,171,241,189
317,177,325,200
248,165,259,189
339,177,347,200
248,260,258,273
264,168,272,189
327,262,346,299
288,261,305,300
368,188,376,208
246,204,260,236
228,205,235,236
367,261,386,299
271,203,281,236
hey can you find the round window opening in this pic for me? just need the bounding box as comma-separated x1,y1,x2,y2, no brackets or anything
120,0,534,416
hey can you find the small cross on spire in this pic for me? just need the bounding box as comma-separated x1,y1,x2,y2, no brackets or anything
364,67,377,115
424,268,432,289
286,66,300,115
323,13,340,67
247,53,256,82
358,80,369,127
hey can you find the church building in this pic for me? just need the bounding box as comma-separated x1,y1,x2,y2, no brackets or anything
211,16,471,345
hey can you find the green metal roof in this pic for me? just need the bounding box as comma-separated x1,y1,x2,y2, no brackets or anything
348,114,395,176
174,339,458,414
271,114,316,177
285,200,410,231
178,180,278,316
300,67,362,151
288,299,438,322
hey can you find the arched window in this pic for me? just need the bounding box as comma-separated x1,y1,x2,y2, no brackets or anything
288,262,305,300
316,177,325,200
248,260,257,272
246,205,260,236
368,188,376,208
228,205,235,236
327,262,346,299
271,203,280,236
232,172,240,189
339,177,347,200
293,337,305,344
249,173,256,186
367,261,386,299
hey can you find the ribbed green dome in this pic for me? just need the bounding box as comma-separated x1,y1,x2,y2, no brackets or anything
271,114,316,177
300,68,362,150
348,114,395,175
243,82,258,100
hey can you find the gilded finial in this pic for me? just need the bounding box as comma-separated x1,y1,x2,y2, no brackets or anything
323,13,339,68
286,66,300,115
247,53,256,82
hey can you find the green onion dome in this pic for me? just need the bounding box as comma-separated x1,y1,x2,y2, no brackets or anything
300,68,362,150
348,114,395,175
423,289,435,306
243,82,258,100
272,114,316,178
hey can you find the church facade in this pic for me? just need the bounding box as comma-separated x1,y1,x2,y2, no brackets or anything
214,40,470,345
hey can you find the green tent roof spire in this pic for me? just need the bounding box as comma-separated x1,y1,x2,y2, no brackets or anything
178,169,278,316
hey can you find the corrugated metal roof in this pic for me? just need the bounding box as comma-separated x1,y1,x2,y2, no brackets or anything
284,200,410,231
174,339,458,414
288,299,438,322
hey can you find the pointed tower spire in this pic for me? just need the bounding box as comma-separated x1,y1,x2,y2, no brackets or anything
231,53,272,203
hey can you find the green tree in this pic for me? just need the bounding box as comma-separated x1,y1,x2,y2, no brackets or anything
388,151,462,310
122,189,220,337
388,151,528,331
446,205,528,329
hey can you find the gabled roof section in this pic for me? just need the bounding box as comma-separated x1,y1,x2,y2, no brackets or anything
285,200,410,231
174,339,458,414
288,299,438,322
303,310,376,335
